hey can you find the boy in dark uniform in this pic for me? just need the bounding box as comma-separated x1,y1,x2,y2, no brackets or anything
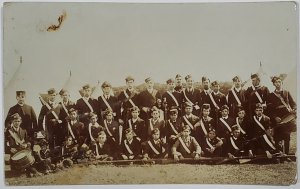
267,76,296,154
119,128,142,160
172,125,201,161
90,131,114,161
118,76,139,122
182,75,202,116
87,112,103,145
146,106,165,140
162,78,184,118
98,81,121,121
202,128,223,157
227,76,246,116
216,105,235,141
38,88,63,149
125,106,147,142
200,76,211,106
76,84,100,126
174,74,184,93
182,102,200,137
5,91,38,143
244,73,270,116
137,77,162,121
142,128,168,160
208,81,227,120
234,106,249,139
165,107,183,147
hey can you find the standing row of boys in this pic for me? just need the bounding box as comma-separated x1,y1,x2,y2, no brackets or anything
5,73,296,164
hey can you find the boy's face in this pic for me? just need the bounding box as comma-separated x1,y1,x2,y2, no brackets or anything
251,77,260,87
131,110,139,119
186,78,193,88
83,88,92,97
234,79,241,88
168,82,175,91
97,134,106,143
202,80,210,90
221,109,229,117
146,81,154,89
126,132,134,140
182,129,191,137
266,128,274,137
152,132,160,140
90,116,98,124
212,85,219,93
12,119,21,129
102,87,111,96
202,109,210,117
106,113,113,121
152,110,160,119
273,79,282,89
232,130,241,138
170,113,177,121
185,107,193,114
61,92,70,102
16,94,26,105
126,80,134,90
208,131,216,139
176,77,182,86
66,137,73,146
70,111,78,120
237,110,245,119
48,93,56,102
255,108,263,117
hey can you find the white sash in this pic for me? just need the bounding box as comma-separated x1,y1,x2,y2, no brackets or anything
178,137,191,154
104,120,113,137
101,96,116,116
231,88,242,105
263,134,276,150
168,120,179,135
148,140,160,155
8,129,25,145
95,143,100,156
82,98,94,112
124,90,136,107
39,96,62,123
119,126,123,145
219,118,232,132
149,119,155,131
200,119,208,136
208,93,220,109
67,122,76,139
182,89,194,105
128,120,133,129
61,102,69,115
253,116,265,131
235,117,246,134
272,91,292,112
183,116,194,130
251,85,263,103
124,140,133,154
166,91,179,106
88,123,99,142
230,137,239,150
206,138,214,150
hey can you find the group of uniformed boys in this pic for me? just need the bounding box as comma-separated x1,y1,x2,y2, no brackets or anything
5,73,296,176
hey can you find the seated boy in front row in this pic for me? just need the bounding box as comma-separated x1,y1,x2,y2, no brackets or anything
202,128,223,157
119,128,142,160
171,125,201,161
89,131,114,161
142,128,168,160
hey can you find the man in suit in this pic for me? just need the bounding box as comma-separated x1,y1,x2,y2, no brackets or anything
76,84,99,126
162,78,184,118
245,73,270,117
267,76,297,154
38,88,63,149
98,81,121,121
118,76,139,122
182,75,202,116
227,76,246,117
208,81,227,120
137,77,161,121
5,91,37,142
200,76,211,107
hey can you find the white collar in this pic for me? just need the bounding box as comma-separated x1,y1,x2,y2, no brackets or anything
186,87,194,92
12,127,20,132
234,87,241,92
204,89,210,94
233,136,238,140
89,122,100,127
222,116,229,120
83,97,90,101
106,119,112,125
132,118,138,123
18,103,24,107
127,138,133,144
70,120,77,125
147,88,154,93
213,91,219,95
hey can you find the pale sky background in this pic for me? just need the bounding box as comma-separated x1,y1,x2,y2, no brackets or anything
3,2,298,114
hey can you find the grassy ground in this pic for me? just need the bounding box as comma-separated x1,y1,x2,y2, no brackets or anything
5,133,297,186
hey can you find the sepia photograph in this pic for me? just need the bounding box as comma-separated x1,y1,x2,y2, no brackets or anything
2,1,298,186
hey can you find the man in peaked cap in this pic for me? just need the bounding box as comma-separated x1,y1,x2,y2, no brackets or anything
165,106,183,152
162,78,184,119
125,106,147,142
5,90,38,143
183,75,202,116
182,101,200,137
207,81,227,121
244,73,270,117
98,81,121,121
118,76,139,122
267,76,296,155
174,74,184,93
227,75,246,116
136,77,162,121
38,88,63,149
216,105,235,141
200,76,211,106
76,84,100,127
